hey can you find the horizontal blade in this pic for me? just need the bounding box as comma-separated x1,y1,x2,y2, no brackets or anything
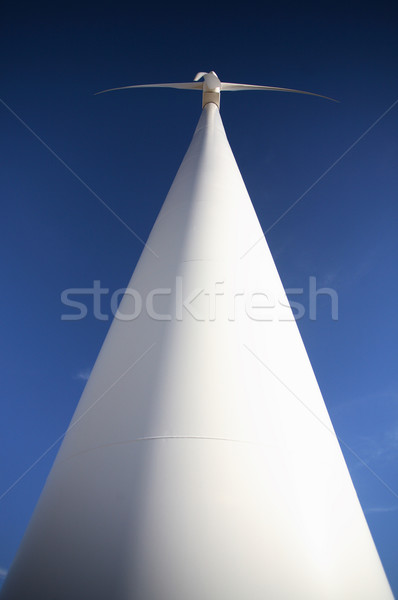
95,82,202,95
220,82,338,102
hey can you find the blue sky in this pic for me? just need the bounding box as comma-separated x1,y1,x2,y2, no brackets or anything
1,0,397,593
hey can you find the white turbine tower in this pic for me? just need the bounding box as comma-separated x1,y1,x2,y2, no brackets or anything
1,72,393,599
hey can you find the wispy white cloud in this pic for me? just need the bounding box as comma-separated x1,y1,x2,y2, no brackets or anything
354,425,398,464
364,505,398,515
74,368,92,382
371,423,398,461
319,267,343,287
0,567,7,578
332,388,398,465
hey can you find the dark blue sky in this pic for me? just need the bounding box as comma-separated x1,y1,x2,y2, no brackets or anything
1,0,397,593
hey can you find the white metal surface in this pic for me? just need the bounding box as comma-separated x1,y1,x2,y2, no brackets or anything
96,70,338,108
1,102,393,599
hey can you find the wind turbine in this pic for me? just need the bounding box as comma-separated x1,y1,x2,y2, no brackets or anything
96,69,338,107
1,72,392,599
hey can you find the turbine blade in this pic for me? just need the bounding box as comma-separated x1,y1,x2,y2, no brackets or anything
193,72,207,82
95,82,203,95
220,82,338,102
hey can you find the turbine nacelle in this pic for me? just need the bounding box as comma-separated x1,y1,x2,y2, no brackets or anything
96,71,338,108
194,71,222,107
